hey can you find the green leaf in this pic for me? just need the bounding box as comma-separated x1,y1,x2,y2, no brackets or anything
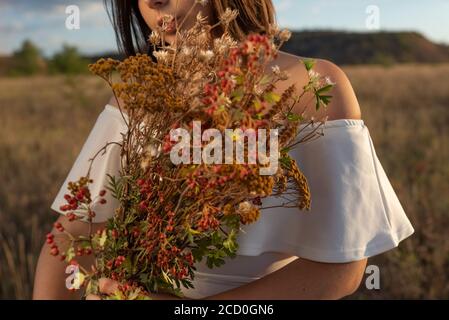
316,84,334,95
259,74,272,86
320,95,332,104
279,156,292,169
66,247,75,261
303,59,316,72
234,74,244,85
231,87,244,102
99,229,107,247
253,98,262,111
286,112,303,122
223,229,237,252
264,92,281,104
280,146,291,154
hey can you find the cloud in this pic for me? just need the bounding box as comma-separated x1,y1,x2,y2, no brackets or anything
0,0,95,11
0,21,25,33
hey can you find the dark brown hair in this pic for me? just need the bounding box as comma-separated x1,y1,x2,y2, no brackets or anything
104,0,278,58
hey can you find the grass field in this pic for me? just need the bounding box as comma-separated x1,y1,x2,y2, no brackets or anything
0,63,448,299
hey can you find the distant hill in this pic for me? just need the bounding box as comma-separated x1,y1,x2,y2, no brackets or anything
1,31,449,76
280,30,449,65
85,31,449,66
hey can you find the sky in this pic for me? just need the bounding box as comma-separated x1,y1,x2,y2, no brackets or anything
0,0,448,57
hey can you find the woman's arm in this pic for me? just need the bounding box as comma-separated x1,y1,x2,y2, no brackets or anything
32,214,106,300
87,257,367,300
202,257,367,300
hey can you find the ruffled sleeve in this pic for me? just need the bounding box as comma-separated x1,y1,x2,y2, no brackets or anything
50,105,129,223
234,119,415,263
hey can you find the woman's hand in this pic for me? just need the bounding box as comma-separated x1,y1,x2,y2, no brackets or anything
85,278,183,300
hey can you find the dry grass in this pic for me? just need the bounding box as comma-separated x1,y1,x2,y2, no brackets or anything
0,64,448,299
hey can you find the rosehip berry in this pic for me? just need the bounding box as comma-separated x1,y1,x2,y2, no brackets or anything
50,248,59,256
69,259,79,266
99,189,106,196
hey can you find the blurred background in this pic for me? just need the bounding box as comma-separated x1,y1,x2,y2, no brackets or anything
0,0,448,299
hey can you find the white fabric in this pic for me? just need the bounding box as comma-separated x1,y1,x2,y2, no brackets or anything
51,104,128,222
50,104,414,298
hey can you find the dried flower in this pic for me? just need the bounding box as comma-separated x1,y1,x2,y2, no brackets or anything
279,29,292,42
219,8,239,26
199,49,214,62
153,50,171,64
148,30,161,46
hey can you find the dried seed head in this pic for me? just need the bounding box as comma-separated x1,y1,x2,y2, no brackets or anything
219,8,239,26
153,50,171,64
279,29,292,42
149,30,161,46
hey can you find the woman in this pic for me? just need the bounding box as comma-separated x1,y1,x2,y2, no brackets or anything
33,0,414,300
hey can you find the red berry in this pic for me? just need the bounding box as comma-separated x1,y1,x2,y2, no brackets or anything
99,189,106,197
99,198,107,205
69,259,78,266
50,248,59,256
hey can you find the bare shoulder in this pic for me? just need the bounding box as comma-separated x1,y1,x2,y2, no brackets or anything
107,95,130,115
313,58,362,120
108,95,120,108
276,51,362,121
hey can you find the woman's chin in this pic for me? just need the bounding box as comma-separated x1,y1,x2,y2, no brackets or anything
164,34,177,46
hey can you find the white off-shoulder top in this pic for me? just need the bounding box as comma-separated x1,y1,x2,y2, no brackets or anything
50,104,414,299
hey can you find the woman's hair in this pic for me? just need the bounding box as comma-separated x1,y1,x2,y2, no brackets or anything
104,0,277,58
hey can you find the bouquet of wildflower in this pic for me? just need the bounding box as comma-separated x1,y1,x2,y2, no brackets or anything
48,2,335,300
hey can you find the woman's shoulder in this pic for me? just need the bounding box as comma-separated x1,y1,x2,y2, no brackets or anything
276,51,362,121
108,95,121,109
